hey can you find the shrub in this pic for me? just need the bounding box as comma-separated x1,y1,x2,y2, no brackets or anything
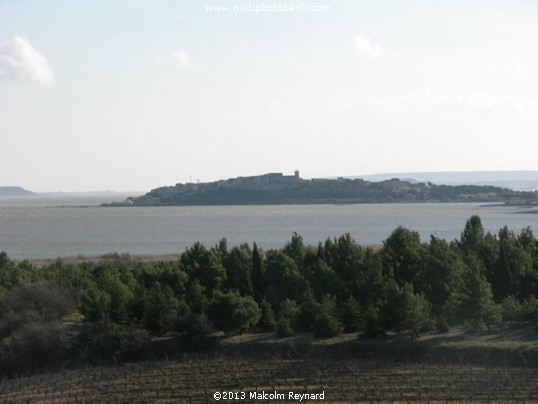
464,318,487,333
257,300,276,331
176,312,214,340
77,320,151,363
435,316,450,333
276,316,294,338
313,295,343,338
501,295,523,325
340,296,361,333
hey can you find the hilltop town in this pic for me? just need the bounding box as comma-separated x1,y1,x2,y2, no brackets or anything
103,171,538,206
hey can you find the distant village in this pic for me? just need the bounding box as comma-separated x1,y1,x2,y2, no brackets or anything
104,171,538,207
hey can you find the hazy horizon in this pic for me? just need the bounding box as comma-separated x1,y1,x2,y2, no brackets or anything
3,169,538,194
1,1,537,192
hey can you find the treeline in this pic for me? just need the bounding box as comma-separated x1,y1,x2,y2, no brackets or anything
1,215,538,375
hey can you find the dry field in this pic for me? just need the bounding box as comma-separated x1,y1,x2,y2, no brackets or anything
1,357,538,403
3,326,538,404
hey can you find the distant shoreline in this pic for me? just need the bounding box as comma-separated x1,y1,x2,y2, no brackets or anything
26,253,182,267
25,247,385,267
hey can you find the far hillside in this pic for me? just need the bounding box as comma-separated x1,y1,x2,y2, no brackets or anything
357,170,538,191
0,186,35,196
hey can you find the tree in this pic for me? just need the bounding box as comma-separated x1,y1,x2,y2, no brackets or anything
207,291,261,334
181,243,227,297
393,283,432,337
501,295,523,326
313,295,343,338
446,259,501,329
283,232,306,270
296,287,320,332
340,296,361,333
382,227,425,290
257,299,276,331
302,258,341,301
264,252,308,308
252,242,264,302
324,234,363,297
459,215,485,256
142,282,179,334
223,244,254,297
421,236,459,313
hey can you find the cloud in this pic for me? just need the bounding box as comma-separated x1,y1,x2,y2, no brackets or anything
0,36,54,84
169,50,190,67
352,34,382,59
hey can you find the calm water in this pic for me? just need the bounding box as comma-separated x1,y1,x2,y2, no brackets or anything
1,194,537,260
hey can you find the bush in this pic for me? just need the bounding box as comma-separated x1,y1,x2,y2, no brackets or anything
501,295,523,325
0,282,75,324
361,306,384,338
464,318,487,333
207,291,261,334
435,316,450,333
176,312,214,340
77,320,151,363
340,296,361,333
257,300,276,331
314,310,343,338
0,282,76,376
313,295,343,338
276,316,294,338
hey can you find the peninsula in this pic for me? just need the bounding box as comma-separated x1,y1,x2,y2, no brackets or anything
0,186,35,197
102,171,538,206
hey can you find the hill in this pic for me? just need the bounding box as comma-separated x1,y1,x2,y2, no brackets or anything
0,186,35,196
357,170,538,191
103,171,538,206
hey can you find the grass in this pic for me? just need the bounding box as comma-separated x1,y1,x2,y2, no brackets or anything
1,326,537,403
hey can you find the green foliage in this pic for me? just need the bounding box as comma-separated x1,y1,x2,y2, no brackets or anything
382,226,425,289
435,316,450,333
181,243,227,297
324,234,363,296
313,295,343,338
275,316,294,338
142,282,179,334
257,299,276,331
361,306,383,338
393,283,432,337
275,298,300,336
501,295,523,325
283,232,306,269
459,215,485,256
296,288,320,332
340,296,361,333
223,244,254,296
421,237,459,313
265,252,308,308
446,260,502,328
175,312,214,341
251,242,264,302
77,320,151,363
1,216,537,372
207,291,261,334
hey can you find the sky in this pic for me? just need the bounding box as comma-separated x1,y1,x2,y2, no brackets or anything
0,0,537,192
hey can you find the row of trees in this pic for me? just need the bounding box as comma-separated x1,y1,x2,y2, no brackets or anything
1,216,538,375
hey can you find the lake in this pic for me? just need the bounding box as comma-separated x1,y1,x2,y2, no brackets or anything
1,194,537,260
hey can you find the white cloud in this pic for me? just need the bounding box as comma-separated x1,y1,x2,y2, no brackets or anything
0,36,54,84
169,50,190,67
352,34,382,59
